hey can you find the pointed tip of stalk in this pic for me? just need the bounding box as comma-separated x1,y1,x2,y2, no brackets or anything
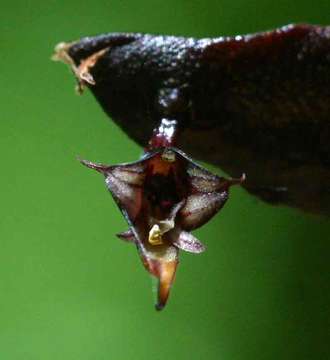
77,157,110,174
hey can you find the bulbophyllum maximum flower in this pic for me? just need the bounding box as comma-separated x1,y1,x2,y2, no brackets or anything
80,146,244,310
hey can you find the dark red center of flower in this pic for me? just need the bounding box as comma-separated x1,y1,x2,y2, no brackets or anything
143,154,189,218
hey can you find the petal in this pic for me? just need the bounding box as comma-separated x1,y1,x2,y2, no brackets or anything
105,167,144,221
81,159,145,221
179,192,228,231
116,229,136,243
172,231,205,253
177,159,245,230
187,165,227,193
138,243,179,311
79,158,111,173
187,161,245,193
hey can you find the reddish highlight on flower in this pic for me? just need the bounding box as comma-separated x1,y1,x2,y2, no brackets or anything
80,119,244,310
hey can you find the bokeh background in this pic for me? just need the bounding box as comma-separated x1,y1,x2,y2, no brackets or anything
1,1,330,359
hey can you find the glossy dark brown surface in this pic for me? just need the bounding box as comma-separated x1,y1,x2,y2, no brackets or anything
56,24,330,215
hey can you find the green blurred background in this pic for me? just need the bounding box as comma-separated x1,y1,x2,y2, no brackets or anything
1,1,330,359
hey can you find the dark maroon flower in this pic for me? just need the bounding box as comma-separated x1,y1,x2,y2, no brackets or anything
81,146,244,310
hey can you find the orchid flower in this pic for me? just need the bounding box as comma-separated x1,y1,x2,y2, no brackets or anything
80,119,244,310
